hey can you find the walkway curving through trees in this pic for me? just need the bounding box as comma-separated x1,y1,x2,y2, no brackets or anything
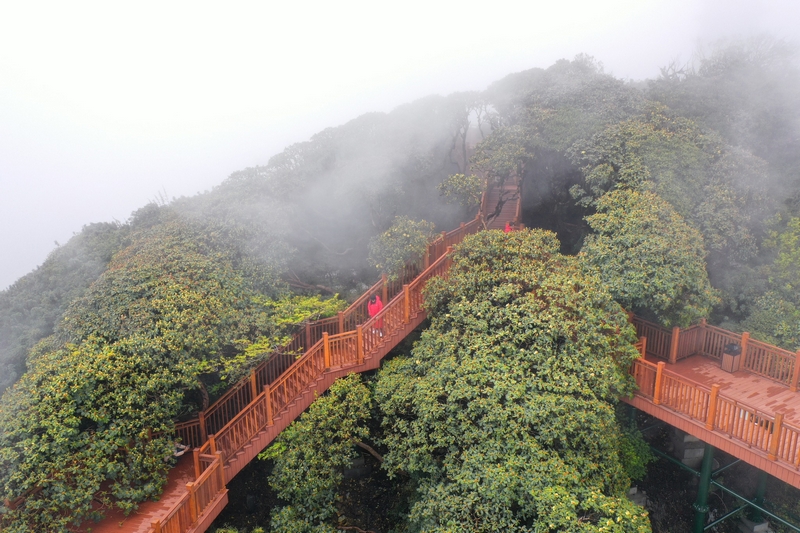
70,176,800,533
74,178,517,533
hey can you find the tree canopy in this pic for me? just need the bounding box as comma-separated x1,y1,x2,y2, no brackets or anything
374,229,649,532
581,189,719,327
0,214,342,531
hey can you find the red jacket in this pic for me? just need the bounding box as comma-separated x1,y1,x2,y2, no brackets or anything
368,296,384,329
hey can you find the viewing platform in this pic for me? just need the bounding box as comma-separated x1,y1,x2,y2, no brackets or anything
625,317,800,489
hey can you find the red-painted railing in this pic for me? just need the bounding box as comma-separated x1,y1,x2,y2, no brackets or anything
631,317,800,389
171,215,483,449
630,358,800,469
151,454,225,533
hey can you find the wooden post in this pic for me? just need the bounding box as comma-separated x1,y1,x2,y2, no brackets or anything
669,327,680,364
706,384,720,430
445,246,453,270
382,273,388,304
208,434,217,454
305,322,311,351
193,447,201,479
698,318,708,355
403,285,410,324
654,362,666,405
250,369,258,400
791,350,800,392
357,325,364,364
199,410,207,443
263,385,273,426
424,248,430,269
151,519,162,533
323,332,331,369
216,451,227,490
769,413,784,461
740,332,750,366
639,336,647,358
338,311,344,334
187,481,198,523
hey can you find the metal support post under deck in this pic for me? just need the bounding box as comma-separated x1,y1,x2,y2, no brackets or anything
748,470,768,523
692,443,715,533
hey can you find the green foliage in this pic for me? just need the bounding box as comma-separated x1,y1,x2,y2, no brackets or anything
262,294,348,328
648,36,800,186
437,173,484,210
207,94,475,287
471,125,531,185
614,407,654,482
210,295,347,383
375,229,649,532
581,189,719,327
741,292,800,350
212,527,266,533
740,217,800,349
268,373,372,532
0,222,130,393
368,216,435,280
0,337,195,532
0,215,305,531
569,105,765,264
487,55,644,154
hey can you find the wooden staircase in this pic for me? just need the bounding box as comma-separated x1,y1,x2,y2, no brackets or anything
143,209,492,533
482,176,522,230
24,172,800,532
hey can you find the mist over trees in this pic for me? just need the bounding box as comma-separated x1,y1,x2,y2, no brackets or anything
1,36,799,532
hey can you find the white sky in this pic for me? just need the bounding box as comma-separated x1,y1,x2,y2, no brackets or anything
1,0,798,290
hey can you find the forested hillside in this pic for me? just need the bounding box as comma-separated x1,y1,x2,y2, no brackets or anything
1,36,800,533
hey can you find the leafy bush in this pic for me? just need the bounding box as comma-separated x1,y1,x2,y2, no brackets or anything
375,229,650,532
368,216,435,280
581,189,719,327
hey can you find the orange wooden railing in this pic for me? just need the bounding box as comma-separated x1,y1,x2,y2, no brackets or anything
151,453,225,533
630,358,800,469
147,213,483,532
172,215,483,448
631,317,800,390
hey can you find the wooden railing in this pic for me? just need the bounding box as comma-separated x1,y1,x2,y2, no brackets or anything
630,358,800,469
171,215,483,449
151,453,225,533
146,213,483,532
631,317,800,390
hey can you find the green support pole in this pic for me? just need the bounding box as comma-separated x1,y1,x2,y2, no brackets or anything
748,470,768,523
692,443,715,533
627,404,637,429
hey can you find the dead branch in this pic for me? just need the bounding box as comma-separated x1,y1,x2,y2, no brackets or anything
284,270,336,295
337,527,375,533
355,441,384,463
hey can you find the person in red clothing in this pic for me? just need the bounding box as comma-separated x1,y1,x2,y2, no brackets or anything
368,294,384,337
504,222,513,233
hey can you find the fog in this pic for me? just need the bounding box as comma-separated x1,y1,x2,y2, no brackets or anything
1,0,798,290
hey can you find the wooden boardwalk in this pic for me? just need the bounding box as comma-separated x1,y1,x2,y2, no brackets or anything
21,174,800,532
66,176,521,533
77,456,197,533
625,318,800,488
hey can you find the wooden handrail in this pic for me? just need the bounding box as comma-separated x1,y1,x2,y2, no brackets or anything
630,356,800,468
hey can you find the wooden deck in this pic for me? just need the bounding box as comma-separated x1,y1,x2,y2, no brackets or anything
625,345,800,489
647,353,800,425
